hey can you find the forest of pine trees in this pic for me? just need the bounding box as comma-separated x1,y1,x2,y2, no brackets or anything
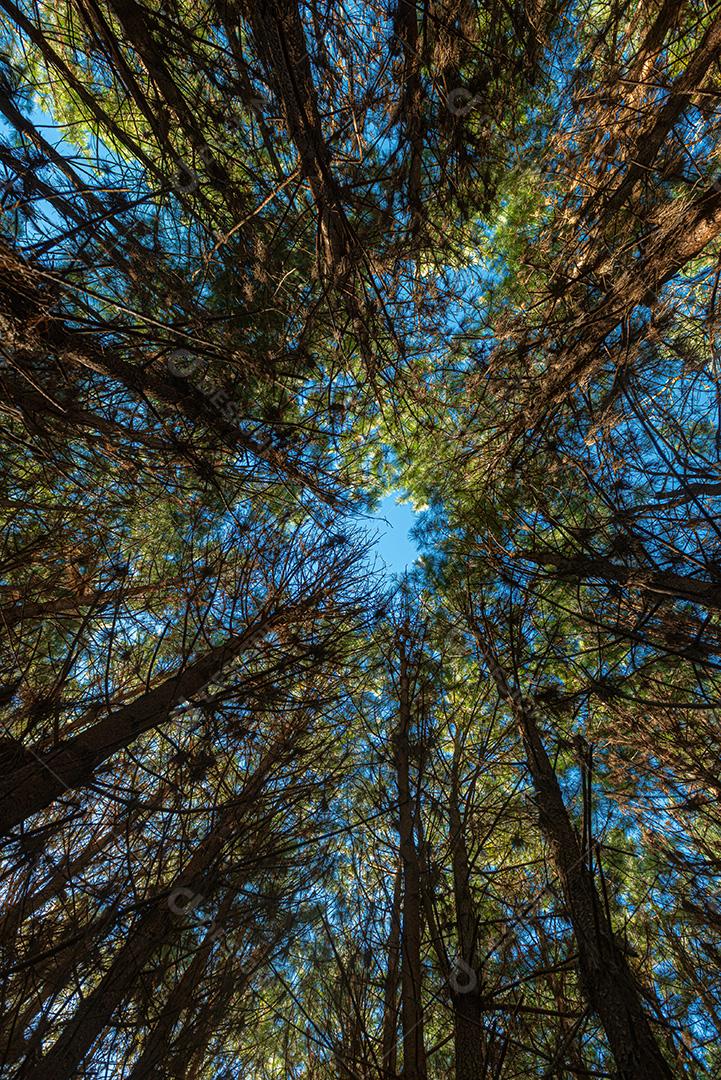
1,0,721,1076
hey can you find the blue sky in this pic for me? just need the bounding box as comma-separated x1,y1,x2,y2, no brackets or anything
365,493,420,575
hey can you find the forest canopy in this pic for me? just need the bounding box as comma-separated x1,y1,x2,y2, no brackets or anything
1,0,721,1077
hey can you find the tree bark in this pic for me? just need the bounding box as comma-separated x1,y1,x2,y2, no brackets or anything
481,646,676,1080
126,891,236,1080
16,728,294,1080
381,864,402,1079
0,610,281,833
448,758,484,1080
0,819,121,946
521,547,721,611
394,639,427,1080
244,0,350,278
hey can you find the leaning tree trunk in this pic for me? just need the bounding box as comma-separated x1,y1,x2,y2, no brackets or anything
481,645,676,1080
0,818,122,947
2,901,123,1068
167,962,238,1080
126,890,236,1080
0,608,284,833
16,726,295,1080
244,0,350,279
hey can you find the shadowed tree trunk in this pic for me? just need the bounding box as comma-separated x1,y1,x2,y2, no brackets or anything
125,890,237,1080
17,725,297,1080
0,818,122,946
0,610,283,833
520,548,721,610
381,863,402,1079
448,753,485,1080
475,631,676,1080
394,635,427,1080
244,0,351,279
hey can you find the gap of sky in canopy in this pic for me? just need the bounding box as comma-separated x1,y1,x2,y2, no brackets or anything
365,493,420,575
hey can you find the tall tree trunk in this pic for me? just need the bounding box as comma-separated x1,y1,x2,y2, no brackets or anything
167,963,237,1079
395,0,423,236
0,578,174,630
244,0,350,278
481,644,676,1080
381,864,402,1079
448,758,484,1080
126,890,236,1080
520,548,721,611
103,0,243,213
0,240,336,500
1,902,122,1067
602,11,721,215
394,639,427,1080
